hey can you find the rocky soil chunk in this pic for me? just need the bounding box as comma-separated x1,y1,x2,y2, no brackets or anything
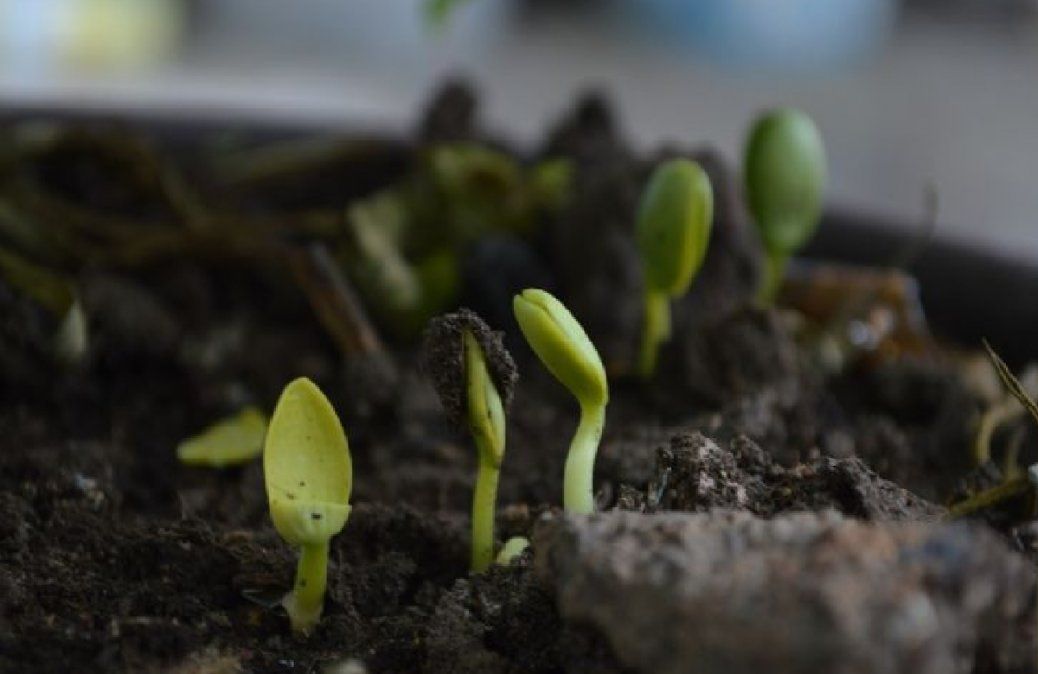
534,510,1034,674
634,431,944,521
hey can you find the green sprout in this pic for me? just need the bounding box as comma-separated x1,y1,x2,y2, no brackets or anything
424,0,475,28
635,159,713,378
264,378,352,635
495,536,529,565
0,246,88,364
422,310,517,572
513,289,608,513
177,406,268,468
744,108,827,305
949,342,1038,519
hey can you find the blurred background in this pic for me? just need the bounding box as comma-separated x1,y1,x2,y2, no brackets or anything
1,0,1037,259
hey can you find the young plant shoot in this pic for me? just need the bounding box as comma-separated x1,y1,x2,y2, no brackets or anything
744,108,826,305
263,378,352,635
949,342,1038,519
513,289,608,513
176,406,268,468
635,159,713,378
421,309,517,572
495,536,530,565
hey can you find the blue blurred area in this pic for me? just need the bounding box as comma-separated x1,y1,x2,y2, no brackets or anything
633,0,897,70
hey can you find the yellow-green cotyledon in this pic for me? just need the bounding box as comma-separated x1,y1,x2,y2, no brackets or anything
264,377,352,635
513,289,608,513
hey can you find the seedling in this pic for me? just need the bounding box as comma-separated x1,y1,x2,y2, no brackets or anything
635,159,713,378
263,378,352,635
744,109,827,305
513,289,608,513
495,536,530,565
0,246,88,364
973,366,1038,468
422,309,517,572
949,342,1038,519
177,407,268,468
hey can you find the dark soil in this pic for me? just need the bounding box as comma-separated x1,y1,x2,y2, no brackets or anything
0,82,1034,673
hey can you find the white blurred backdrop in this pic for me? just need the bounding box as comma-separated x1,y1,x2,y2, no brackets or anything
2,0,1037,259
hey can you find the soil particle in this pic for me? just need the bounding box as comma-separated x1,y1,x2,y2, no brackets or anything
420,308,518,428
425,560,630,674
419,79,480,144
634,431,944,520
460,234,555,353
835,357,984,500
534,510,1036,674
81,272,182,359
669,306,803,407
541,91,623,164
338,350,400,428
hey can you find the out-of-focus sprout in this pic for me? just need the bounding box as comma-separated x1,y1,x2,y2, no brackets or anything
635,159,713,378
949,342,1038,519
495,536,530,565
0,246,88,364
424,0,476,27
744,109,826,306
340,146,568,339
177,407,268,468
513,289,608,513
264,378,352,635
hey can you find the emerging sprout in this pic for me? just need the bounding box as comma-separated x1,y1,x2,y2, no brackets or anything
495,536,530,565
177,407,268,468
422,309,517,572
0,246,89,364
635,159,713,378
513,289,608,513
744,108,827,305
264,378,352,635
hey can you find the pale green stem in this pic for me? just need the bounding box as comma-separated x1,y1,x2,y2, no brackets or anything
564,402,607,514
637,289,671,379
283,540,329,635
471,448,500,572
756,251,789,307
973,401,1022,466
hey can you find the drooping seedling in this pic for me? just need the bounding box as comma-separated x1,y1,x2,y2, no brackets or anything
513,289,608,513
421,309,517,572
263,378,352,635
635,159,713,378
744,108,827,305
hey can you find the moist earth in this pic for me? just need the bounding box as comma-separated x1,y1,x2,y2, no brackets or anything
0,82,1033,673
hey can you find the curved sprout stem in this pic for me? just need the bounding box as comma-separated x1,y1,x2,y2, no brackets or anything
637,289,671,379
973,401,1023,466
564,402,607,514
